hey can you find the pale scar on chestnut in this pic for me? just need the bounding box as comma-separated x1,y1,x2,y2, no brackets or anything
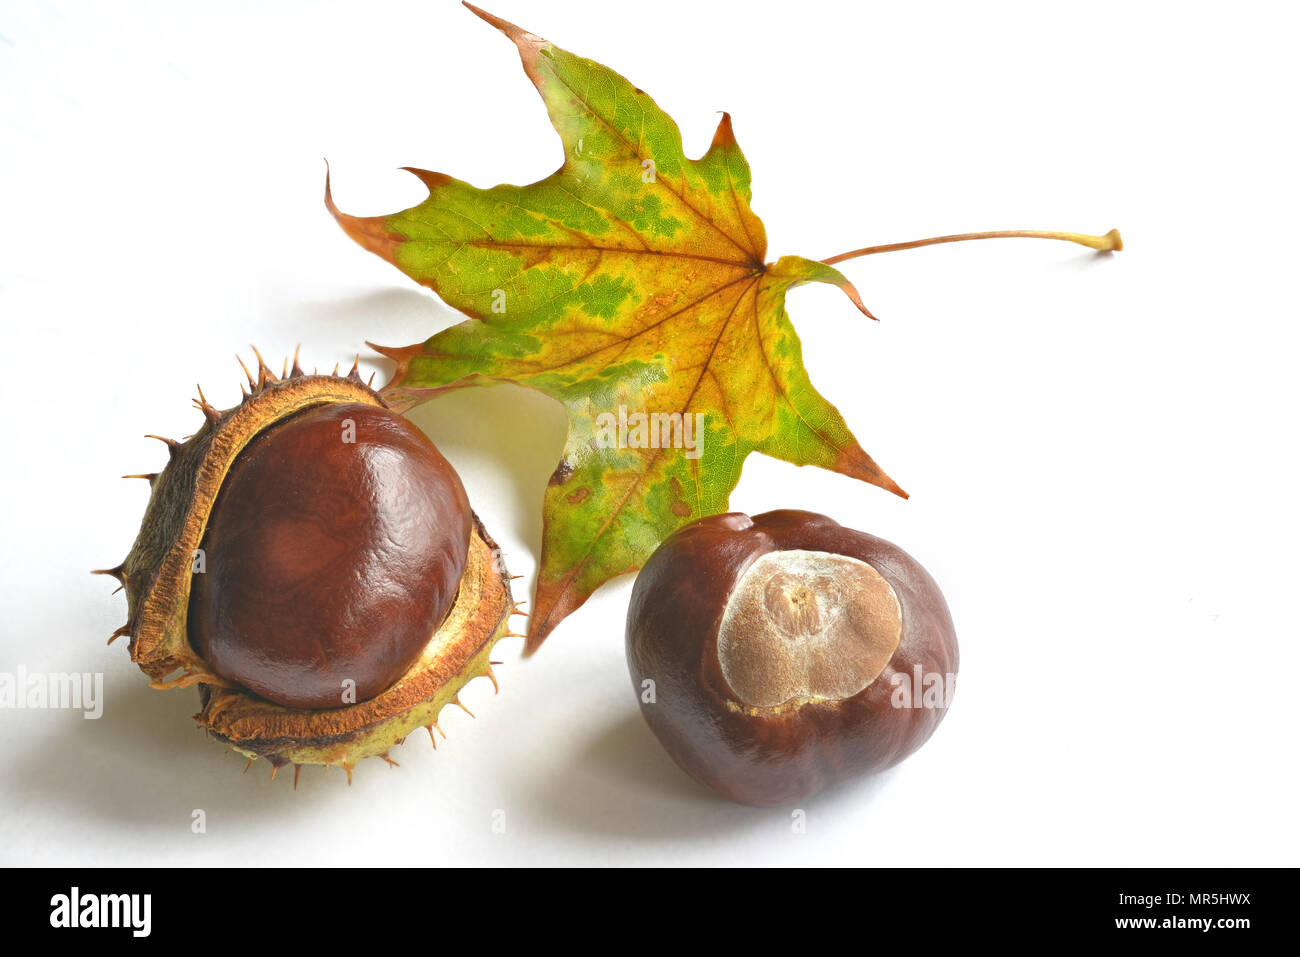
716,550,903,710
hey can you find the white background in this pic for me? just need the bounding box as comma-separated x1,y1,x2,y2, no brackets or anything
2,0,1297,867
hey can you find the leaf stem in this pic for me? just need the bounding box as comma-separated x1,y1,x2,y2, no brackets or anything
821,228,1123,266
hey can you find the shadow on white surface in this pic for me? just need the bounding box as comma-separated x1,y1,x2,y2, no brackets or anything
0,670,352,838
1051,248,1123,271
281,286,457,345
525,710,900,843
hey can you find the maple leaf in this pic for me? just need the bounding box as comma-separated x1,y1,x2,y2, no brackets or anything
328,4,1117,652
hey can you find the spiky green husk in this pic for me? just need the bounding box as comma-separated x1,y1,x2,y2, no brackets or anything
100,351,518,782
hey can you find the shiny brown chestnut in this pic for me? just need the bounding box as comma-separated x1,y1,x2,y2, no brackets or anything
625,509,958,806
189,402,472,710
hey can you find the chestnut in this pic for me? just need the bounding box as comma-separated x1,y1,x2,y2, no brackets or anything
625,509,958,806
189,402,472,710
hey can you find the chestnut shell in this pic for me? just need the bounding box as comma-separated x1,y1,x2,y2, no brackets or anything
189,402,472,710
625,509,958,807
107,362,516,778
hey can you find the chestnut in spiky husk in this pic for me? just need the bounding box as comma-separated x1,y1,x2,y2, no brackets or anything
625,510,958,807
98,350,516,783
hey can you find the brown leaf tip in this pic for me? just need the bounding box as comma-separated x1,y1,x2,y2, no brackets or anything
367,341,422,366
462,3,542,45
835,443,908,499
837,277,878,321
463,2,547,87
710,112,737,149
325,166,403,263
400,167,454,194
